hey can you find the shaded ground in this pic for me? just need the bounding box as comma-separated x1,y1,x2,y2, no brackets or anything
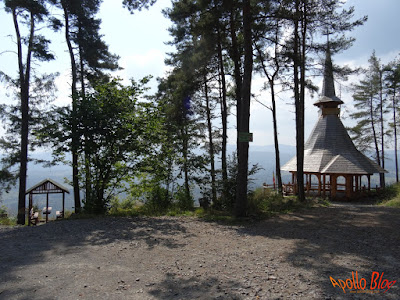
0,203,399,299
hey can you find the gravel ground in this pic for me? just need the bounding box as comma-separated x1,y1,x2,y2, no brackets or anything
0,203,399,300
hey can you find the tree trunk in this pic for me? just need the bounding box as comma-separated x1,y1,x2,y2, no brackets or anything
229,4,242,154
254,24,283,196
182,126,190,204
370,95,381,169
204,77,217,205
14,10,35,225
270,83,283,195
217,28,228,198
379,72,385,187
63,3,81,213
293,0,305,202
393,90,399,182
235,0,252,217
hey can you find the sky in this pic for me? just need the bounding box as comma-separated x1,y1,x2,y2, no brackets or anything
1,0,400,149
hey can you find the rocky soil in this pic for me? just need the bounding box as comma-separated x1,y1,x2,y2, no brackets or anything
0,203,399,300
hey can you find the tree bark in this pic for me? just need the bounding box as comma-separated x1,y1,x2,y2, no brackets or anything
182,126,190,204
228,3,242,154
217,28,228,198
204,78,217,205
235,0,252,217
63,3,81,213
370,95,381,170
14,10,35,225
378,71,385,187
293,0,305,202
270,83,283,195
393,89,399,182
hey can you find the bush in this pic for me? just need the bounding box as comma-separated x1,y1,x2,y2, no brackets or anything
173,185,194,211
0,205,7,217
144,185,172,214
109,196,141,216
378,183,400,207
0,206,15,225
248,187,301,216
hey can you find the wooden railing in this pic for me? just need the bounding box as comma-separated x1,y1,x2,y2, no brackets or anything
263,182,380,196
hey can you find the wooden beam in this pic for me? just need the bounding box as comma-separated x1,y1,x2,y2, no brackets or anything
46,193,49,223
331,174,337,198
62,192,65,219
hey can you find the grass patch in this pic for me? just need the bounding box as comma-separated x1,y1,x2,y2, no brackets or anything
382,198,400,207
105,190,330,223
0,216,16,226
378,183,400,207
247,188,326,218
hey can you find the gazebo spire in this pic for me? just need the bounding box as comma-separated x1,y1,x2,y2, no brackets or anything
322,44,336,99
314,43,343,108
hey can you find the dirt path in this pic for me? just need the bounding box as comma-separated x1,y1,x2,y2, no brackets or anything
0,204,399,299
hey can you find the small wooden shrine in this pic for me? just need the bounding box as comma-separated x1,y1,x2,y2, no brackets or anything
281,46,387,199
26,178,69,225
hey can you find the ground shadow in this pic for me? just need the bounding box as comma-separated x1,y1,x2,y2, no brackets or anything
0,216,194,299
231,204,400,298
148,273,245,300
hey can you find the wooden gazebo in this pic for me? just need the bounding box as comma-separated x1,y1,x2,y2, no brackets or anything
26,179,69,225
281,46,387,199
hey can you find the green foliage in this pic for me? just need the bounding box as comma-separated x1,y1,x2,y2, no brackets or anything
109,196,142,216
377,183,400,207
0,217,16,226
173,185,194,211
213,152,261,212
144,185,172,214
0,205,15,225
76,78,156,214
0,205,8,216
123,0,157,13
247,188,303,216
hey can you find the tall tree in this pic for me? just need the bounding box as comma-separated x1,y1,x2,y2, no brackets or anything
384,58,400,182
51,0,119,212
349,52,389,187
2,0,58,224
155,69,205,210
235,0,253,217
254,2,285,195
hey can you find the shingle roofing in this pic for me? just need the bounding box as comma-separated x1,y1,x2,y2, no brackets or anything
281,114,386,174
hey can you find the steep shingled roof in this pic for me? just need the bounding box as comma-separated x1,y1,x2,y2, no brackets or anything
281,114,386,174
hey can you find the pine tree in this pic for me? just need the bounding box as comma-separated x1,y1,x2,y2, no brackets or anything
2,0,59,224
349,52,389,187
384,58,400,182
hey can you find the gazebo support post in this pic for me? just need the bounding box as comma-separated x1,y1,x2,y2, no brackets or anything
62,192,65,219
322,175,326,197
355,175,359,193
318,174,321,196
368,175,371,191
345,175,352,198
46,193,49,223
28,193,32,226
331,175,337,198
